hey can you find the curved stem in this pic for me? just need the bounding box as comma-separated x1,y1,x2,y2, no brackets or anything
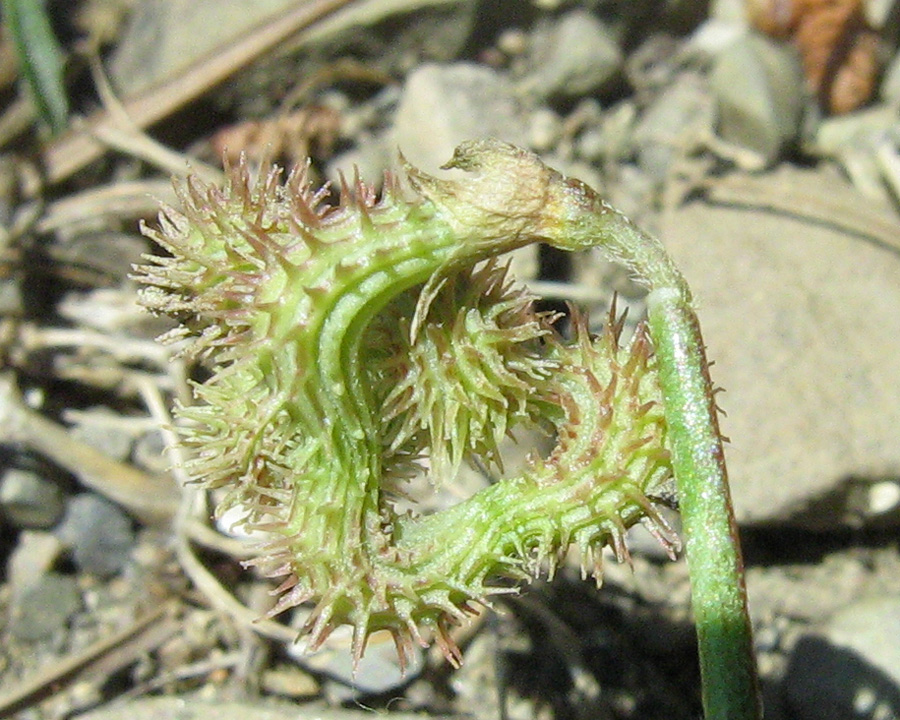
534,158,762,718
647,288,761,720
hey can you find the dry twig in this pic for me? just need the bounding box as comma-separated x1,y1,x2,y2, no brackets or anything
0,373,180,523
40,0,356,183
0,601,182,718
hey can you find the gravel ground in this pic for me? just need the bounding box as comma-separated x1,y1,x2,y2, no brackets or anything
2,1,900,718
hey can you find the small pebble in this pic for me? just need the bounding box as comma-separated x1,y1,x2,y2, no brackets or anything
710,34,804,165
496,28,527,57
56,493,135,577
6,530,64,593
260,665,320,699
867,481,900,515
0,467,65,529
522,9,622,100
69,407,135,462
9,572,82,642
528,107,562,151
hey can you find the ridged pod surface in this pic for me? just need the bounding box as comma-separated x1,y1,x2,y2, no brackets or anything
136,140,676,667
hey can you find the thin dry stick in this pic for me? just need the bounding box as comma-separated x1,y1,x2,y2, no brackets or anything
0,601,181,717
34,179,178,234
0,95,34,148
523,279,610,304
0,373,180,523
17,325,172,366
40,0,356,184
88,57,225,184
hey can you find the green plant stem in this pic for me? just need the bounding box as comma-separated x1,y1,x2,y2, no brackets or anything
548,179,762,718
647,288,761,720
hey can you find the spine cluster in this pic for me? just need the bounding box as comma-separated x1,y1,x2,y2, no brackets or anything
136,142,676,666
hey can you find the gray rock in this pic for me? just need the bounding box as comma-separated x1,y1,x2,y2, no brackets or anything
826,597,900,685
632,72,715,181
56,493,135,577
520,9,622,100
784,598,900,720
8,572,82,642
392,62,528,175
290,625,424,700
0,467,65,529
68,408,134,463
660,167,900,525
710,34,804,165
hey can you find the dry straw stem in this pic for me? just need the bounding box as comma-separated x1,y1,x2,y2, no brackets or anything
0,601,182,717
37,0,355,183
33,0,457,184
0,373,179,524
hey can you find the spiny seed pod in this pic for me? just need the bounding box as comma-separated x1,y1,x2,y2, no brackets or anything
381,259,558,479
135,141,677,667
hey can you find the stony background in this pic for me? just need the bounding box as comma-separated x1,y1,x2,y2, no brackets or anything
2,0,900,718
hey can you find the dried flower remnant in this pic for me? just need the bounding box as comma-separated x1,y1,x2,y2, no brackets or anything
135,141,678,666
210,105,341,167
747,0,881,114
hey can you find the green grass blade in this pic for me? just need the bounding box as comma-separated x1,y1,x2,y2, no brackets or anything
3,0,68,134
